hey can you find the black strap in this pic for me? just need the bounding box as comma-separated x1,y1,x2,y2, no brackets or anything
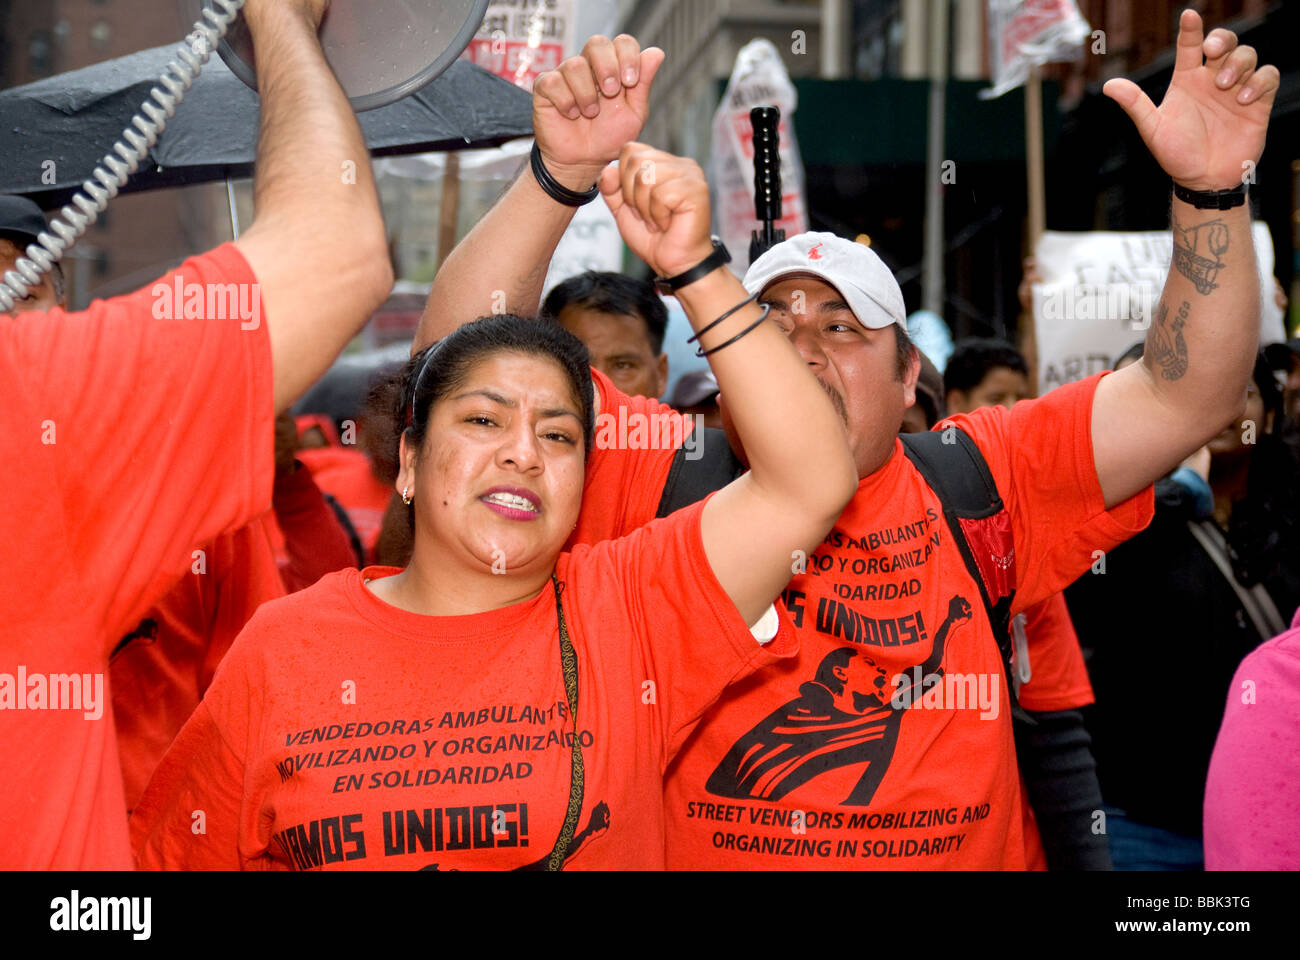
542,574,584,871
654,428,745,518
901,428,1029,723
530,142,599,207
654,237,731,295
323,492,366,568
1172,179,1247,210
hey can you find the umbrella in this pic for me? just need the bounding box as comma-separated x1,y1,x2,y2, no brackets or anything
0,44,533,207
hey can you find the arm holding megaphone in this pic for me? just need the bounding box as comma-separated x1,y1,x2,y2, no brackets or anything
234,0,393,412
414,35,664,351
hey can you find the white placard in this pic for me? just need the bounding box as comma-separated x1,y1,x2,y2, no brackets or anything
1032,224,1285,395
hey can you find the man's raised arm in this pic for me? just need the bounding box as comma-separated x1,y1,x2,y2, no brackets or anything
233,0,394,412
413,36,664,351
1091,9,1279,509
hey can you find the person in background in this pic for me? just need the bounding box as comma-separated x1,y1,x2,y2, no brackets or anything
899,350,945,435
944,337,1033,412
668,370,722,429
1203,606,1300,869
288,365,402,565
942,337,1106,869
1,0,393,869
543,271,669,399
1068,346,1300,869
0,197,64,316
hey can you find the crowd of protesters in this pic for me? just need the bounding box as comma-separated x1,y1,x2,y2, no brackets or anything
1,0,1294,871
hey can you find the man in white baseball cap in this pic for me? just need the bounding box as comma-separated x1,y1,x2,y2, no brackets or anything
738,231,918,479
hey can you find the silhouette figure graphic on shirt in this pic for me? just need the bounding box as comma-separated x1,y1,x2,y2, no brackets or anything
707,594,974,806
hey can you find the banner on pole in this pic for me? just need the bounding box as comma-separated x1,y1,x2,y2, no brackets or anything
1031,225,1286,395
982,0,1091,99
711,39,808,273
462,0,581,92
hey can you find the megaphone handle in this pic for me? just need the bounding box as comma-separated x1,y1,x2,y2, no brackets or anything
0,0,248,311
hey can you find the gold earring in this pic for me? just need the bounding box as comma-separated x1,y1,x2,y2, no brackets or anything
402,486,412,506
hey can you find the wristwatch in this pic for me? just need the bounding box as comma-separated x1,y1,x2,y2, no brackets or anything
1172,180,1248,210
654,237,731,296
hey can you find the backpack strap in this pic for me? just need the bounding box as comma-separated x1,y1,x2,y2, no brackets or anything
655,426,746,518
901,428,1030,723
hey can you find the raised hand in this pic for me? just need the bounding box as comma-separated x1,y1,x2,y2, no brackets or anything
600,143,714,280
245,0,331,31
1103,9,1278,191
532,36,665,190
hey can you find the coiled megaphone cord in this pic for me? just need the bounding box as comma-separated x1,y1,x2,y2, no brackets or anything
0,0,247,312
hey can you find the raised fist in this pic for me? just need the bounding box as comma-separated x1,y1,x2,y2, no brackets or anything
600,143,714,280
532,35,665,191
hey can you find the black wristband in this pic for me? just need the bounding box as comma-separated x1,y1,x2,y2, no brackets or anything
1173,180,1248,210
696,303,771,358
655,238,732,296
687,292,759,345
530,142,599,207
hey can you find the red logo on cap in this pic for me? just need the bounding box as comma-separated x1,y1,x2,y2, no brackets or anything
807,242,824,260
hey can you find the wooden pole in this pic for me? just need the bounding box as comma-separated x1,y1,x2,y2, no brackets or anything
1023,67,1047,391
437,152,462,268
1025,66,1046,249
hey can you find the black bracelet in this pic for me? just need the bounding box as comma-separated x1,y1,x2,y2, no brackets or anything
655,238,732,296
1172,180,1248,210
530,142,599,207
696,303,771,358
687,291,759,345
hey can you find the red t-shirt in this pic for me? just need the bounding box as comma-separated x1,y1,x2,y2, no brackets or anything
111,521,286,814
131,500,796,870
1017,592,1093,712
0,243,273,868
568,368,688,548
295,447,392,564
263,463,361,592
663,373,1153,870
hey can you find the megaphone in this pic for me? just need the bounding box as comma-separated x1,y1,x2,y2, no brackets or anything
184,0,491,111
1,0,495,311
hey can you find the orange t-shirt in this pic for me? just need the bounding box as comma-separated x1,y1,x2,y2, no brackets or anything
1016,592,1093,713
131,500,796,870
295,447,392,563
663,373,1153,870
0,243,273,869
569,367,689,548
111,520,286,813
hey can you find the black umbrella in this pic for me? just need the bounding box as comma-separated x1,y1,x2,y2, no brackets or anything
0,43,533,207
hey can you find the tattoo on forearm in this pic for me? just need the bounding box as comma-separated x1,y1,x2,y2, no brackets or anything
1147,298,1190,381
1172,215,1230,295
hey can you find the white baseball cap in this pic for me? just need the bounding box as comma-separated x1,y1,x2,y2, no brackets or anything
742,232,906,330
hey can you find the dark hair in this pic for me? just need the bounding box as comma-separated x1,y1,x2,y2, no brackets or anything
0,234,63,305
393,315,594,526
541,271,668,355
1114,341,1146,368
944,338,1028,395
893,323,917,382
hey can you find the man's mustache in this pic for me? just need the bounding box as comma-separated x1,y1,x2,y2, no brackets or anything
818,379,850,427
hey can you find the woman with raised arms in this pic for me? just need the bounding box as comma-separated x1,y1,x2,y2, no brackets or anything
130,143,857,870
